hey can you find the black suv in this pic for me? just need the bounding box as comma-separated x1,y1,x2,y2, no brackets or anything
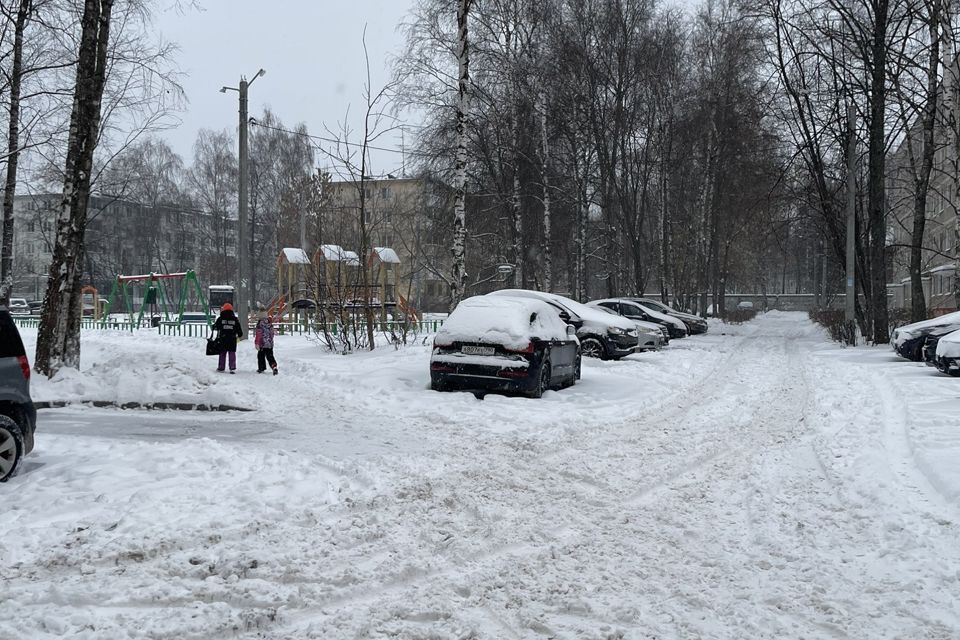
0,308,36,482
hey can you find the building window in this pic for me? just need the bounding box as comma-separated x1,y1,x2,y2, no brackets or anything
381,187,392,200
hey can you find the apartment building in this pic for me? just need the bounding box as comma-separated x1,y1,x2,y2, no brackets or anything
9,193,237,300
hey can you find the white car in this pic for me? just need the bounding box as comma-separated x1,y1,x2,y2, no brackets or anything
933,327,960,376
594,305,664,350
488,289,640,359
7,298,30,315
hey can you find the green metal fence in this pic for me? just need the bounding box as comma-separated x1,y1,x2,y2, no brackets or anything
12,316,139,331
14,315,445,337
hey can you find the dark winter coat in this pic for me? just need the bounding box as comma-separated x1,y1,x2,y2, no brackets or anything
213,310,243,352
255,318,275,349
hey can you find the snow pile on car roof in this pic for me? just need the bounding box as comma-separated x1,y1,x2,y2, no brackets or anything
435,295,571,349
491,289,636,331
893,310,960,346
936,328,960,358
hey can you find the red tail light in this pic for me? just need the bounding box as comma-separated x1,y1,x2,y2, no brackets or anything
17,355,30,381
496,369,528,378
430,362,455,372
507,342,534,353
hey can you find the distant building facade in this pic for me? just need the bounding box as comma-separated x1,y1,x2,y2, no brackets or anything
322,176,451,313
10,193,237,300
887,73,959,316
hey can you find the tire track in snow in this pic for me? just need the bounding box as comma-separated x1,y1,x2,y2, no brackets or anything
263,318,831,637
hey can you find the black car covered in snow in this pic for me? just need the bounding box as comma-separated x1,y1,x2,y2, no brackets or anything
430,295,580,397
891,311,960,361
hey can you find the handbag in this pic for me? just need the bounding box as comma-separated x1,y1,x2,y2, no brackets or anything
206,331,221,356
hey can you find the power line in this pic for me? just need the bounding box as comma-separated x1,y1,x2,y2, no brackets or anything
249,119,418,156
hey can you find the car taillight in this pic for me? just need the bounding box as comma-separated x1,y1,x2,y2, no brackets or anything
507,342,534,353
17,355,30,381
430,363,455,372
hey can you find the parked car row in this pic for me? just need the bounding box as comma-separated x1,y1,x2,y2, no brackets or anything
891,310,960,376
430,290,709,397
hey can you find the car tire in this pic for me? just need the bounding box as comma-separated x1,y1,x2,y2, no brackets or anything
580,338,605,360
531,360,550,398
574,355,582,381
0,416,24,483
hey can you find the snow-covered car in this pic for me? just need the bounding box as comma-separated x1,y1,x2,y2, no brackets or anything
430,295,580,397
891,311,960,361
589,298,688,339
633,297,708,334
736,301,755,310
594,306,665,350
0,308,36,482
933,328,960,376
488,289,640,360
7,298,29,315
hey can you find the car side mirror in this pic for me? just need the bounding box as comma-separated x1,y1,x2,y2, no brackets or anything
566,325,576,336
559,311,571,322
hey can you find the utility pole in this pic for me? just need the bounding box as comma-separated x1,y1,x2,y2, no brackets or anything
238,77,249,329
221,68,265,337
845,102,857,345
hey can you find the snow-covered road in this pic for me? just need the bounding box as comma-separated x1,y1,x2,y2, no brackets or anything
3,312,959,638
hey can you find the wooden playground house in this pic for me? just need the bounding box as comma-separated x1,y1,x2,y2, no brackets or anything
272,245,416,323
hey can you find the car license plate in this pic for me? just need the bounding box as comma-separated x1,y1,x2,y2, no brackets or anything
462,345,494,355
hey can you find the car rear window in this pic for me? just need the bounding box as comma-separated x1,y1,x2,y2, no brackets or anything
0,311,27,358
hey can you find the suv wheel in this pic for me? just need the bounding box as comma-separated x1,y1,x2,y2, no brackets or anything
531,360,550,398
580,338,605,360
0,416,24,482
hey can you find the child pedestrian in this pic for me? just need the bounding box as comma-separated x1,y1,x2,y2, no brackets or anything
255,311,278,375
213,303,243,373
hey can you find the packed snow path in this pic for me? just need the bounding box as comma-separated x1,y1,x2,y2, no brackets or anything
3,312,960,638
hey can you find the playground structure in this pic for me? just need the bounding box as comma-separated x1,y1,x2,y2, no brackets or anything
270,245,419,324
99,270,212,329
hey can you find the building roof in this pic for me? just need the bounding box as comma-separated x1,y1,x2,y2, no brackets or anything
318,244,360,266
372,247,401,264
280,248,311,264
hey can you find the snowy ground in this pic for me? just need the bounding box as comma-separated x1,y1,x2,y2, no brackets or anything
2,312,960,639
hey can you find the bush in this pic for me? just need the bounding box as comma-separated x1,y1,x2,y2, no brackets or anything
722,308,758,324
809,308,846,341
811,307,911,343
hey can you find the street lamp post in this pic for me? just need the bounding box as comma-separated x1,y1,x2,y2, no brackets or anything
221,68,265,338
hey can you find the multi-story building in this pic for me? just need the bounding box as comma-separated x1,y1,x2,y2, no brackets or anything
9,193,237,301
322,176,452,313
887,79,959,316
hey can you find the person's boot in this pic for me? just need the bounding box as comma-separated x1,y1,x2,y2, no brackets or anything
272,366,278,376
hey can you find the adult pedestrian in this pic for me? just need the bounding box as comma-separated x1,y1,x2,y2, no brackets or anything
213,303,243,373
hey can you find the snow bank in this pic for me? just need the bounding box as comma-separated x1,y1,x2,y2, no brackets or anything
434,295,571,350
490,289,636,332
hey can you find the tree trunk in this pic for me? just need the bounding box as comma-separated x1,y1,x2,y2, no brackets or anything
868,0,891,343
908,0,944,322
35,0,115,377
0,0,32,305
511,103,523,288
539,91,552,292
449,0,471,310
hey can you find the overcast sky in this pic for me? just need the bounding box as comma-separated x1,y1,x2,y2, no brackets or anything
154,0,418,176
